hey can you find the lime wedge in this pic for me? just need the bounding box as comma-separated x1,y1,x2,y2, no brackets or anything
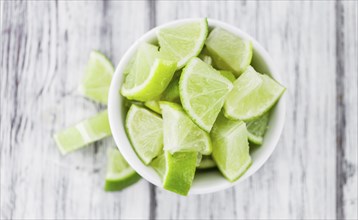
205,28,252,76
54,110,111,155
104,148,141,191
160,102,212,155
150,153,166,179
161,73,180,103
179,58,233,132
197,155,217,170
121,43,177,101
219,70,236,82
144,100,162,114
247,112,270,145
158,18,208,69
126,105,163,164
211,114,251,182
163,151,197,196
224,66,285,121
78,51,114,104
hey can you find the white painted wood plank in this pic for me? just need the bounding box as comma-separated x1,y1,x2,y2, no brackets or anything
1,1,152,219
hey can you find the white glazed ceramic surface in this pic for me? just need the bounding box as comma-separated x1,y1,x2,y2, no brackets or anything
108,18,286,195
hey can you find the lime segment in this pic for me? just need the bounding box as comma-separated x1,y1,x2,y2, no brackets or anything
104,148,141,191
219,70,236,82
144,100,162,114
224,66,285,121
211,114,251,182
160,102,212,155
121,43,177,101
247,112,270,145
161,73,180,103
54,110,111,155
78,51,114,104
150,153,166,180
163,151,197,196
158,18,208,69
126,105,163,164
180,58,233,132
205,28,252,76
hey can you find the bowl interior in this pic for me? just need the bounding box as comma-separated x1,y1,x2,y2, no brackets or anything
108,18,286,195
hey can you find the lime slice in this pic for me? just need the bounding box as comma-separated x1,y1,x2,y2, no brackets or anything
78,51,114,104
158,18,208,69
180,58,233,132
163,151,197,196
205,28,252,76
197,155,217,170
104,148,141,191
219,70,236,82
224,66,285,121
161,73,180,103
246,112,270,145
121,43,177,101
198,47,213,65
160,102,212,155
211,114,252,182
54,110,111,155
126,105,163,164
144,100,162,114
150,153,166,179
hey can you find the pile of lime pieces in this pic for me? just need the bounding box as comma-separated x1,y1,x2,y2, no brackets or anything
54,51,141,191
121,18,285,195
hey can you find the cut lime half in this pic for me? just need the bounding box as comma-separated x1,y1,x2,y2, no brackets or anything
54,110,111,155
104,148,141,191
78,51,114,104
126,105,163,164
158,18,208,69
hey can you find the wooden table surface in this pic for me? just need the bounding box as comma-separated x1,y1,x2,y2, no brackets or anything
1,1,357,219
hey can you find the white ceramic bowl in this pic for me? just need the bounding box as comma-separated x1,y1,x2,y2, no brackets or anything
108,18,286,195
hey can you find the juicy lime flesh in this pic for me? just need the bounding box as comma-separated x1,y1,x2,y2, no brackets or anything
126,105,163,164
161,73,180,103
219,70,236,82
54,110,111,155
160,102,212,155
79,51,114,104
150,153,166,180
205,27,253,76
144,100,162,114
163,151,197,196
121,43,177,101
180,58,233,132
224,66,285,121
105,148,141,191
211,114,252,182
158,19,208,69
247,112,270,145
197,155,217,169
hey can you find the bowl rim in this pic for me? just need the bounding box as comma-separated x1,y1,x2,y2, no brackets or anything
108,18,286,195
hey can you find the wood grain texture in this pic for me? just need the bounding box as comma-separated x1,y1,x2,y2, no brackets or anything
1,1,357,220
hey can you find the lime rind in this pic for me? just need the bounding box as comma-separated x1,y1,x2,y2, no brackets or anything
125,105,163,164
179,58,233,132
157,18,208,69
54,110,111,155
79,51,114,104
104,148,141,191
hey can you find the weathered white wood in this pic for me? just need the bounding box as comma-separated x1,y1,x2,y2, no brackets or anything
1,1,357,219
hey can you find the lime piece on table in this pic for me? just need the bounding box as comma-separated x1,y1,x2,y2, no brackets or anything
126,104,163,164
161,73,180,103
219,70,236,82
197,155,217,170
163,151,197,196
205,27,252,76
54,110,111,155
78,51,114,104
104,148,141,191
150,153,166,180
211,114,252,182
160,101,212,155
121,43,177,101
224,66,285,121
246,112,270,145
144,100,162,114
179,58,233,132
157,18,208,69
